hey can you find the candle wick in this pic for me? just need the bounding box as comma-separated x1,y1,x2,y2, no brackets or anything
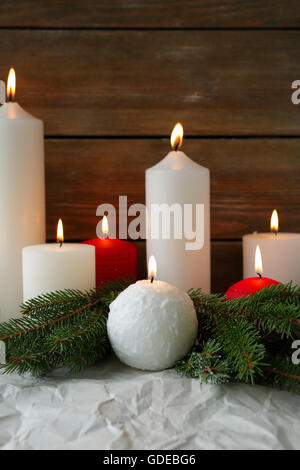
174,142,179,152
150,276,154,283
257,272,262,279
59,241,62,248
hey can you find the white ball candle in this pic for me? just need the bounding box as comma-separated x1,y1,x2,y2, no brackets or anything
146,123,210,293
0,69,45,320
107,256,198,371
243,210,300,284
23,220,95,301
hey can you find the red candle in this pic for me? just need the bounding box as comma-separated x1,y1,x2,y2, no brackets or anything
82,216,138,286
225,245,279,299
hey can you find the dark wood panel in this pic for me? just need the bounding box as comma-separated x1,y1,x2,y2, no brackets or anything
132,240,241,294
45,138,300,240
0,30,300,136
0,1,299,28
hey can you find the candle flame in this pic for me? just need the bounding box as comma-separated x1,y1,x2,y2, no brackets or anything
170,122,183,150
7,68,16,101
255,245,263,276
148,255,157,280
102,215,109,235
270,209,279,233
57,219,64,244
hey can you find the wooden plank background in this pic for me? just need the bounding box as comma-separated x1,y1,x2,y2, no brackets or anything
0,1,299,292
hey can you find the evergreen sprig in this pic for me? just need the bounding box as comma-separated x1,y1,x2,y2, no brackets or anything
0,280,300,394
177,283,300,392
0,279,130,376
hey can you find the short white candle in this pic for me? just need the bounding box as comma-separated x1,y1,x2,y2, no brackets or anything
146,123,210,293
0,69,45,320
243,210,300,284
107,256,198,371
23,220,95,301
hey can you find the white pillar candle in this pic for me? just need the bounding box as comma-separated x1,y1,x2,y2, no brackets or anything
0,69,45,320
108,256,198,371
243,210,300,284
146,123,210,293
23,220,95,302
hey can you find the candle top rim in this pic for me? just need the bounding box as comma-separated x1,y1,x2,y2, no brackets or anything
147,150,209,172
0,102,41,121
23,243,95,253
243,232,300,239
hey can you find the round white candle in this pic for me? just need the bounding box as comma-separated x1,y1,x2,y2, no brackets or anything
23,243,95,302
108,256,198,371
0,69,45,320
243,232,300,284
146,124,210,293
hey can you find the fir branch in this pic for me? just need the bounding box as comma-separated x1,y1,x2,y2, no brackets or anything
176,339,231,384
217,317,266,383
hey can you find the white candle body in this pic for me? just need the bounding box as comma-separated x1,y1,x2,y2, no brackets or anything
23,244,95,301
108,279,198,371
146,150,210,293
0,103,45,320
243,233,300,284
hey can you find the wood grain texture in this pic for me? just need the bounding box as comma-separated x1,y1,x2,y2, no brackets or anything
133,240,241,294
45,138,300,240
0,30,299,136
0,1,299,28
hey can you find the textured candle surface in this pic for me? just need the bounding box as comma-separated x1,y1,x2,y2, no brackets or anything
23,244,95,301
225,276,280,299
108,280,198,371
243,232,300,285
146,150,210,293
82,238,137,286
0,102,45,320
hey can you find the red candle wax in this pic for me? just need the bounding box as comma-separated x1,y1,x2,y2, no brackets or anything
82,238,138,287
225,276,280,299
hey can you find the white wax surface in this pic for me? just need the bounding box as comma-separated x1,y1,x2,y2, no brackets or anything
146,150,210,293
108,279,198,371
0,102,45,320
243,232,300,284
23,243,95,301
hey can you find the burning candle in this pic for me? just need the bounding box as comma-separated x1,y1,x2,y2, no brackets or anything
82,216,138,286
243,210,300,285
107,256,198,371
146,123,210,293
0,68,45,320
23,220,95,302
226,245,279,299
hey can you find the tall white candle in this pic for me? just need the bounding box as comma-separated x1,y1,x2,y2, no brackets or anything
146,123,210,293
243,210,300,284
23,220,95,301
0,69,45,320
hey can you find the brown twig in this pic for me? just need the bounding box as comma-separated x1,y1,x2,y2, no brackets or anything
263,366,300,382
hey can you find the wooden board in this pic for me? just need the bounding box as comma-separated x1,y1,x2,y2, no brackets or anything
0,30,299,136
0,1,299,28
45,138,300,240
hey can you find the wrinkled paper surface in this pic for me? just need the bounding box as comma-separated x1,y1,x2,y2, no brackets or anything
0,355,300,450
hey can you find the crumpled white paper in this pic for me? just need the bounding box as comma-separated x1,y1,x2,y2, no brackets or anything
0,355,300,450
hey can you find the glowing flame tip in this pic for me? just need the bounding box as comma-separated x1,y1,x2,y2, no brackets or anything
7,67,16,101
270,209,279,233
255,245,263,276
170,122,183,150
102,215,109,235
148,255,157,281
57,219,64,245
